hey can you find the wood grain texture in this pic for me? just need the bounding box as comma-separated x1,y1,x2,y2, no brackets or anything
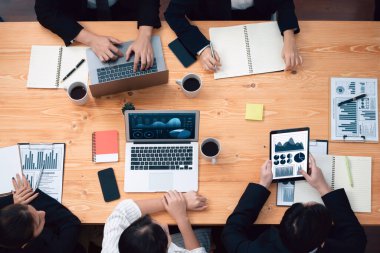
0,21,379,224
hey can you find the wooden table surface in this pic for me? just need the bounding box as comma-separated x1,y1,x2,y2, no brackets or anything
0,21,379,225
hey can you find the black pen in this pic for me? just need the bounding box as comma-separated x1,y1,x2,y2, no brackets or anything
60,59,85,83
338,93,367,106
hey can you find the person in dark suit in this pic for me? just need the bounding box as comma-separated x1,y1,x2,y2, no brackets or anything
35,0,160,71
0,174,83,253
165,0,302,72
222,156,367,253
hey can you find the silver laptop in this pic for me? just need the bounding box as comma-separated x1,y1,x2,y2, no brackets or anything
124,110,200,192
86,36,168,97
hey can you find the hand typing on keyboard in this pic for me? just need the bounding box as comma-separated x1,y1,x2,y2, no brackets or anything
125,26,154,72
75,29,123,62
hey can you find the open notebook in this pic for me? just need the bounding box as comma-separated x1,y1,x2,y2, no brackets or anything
209,21,284,79
294,155,372,212
27,46,88,88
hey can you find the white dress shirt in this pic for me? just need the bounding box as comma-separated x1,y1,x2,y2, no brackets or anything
231,0,254,10
87,0,118,9
101,199,207,253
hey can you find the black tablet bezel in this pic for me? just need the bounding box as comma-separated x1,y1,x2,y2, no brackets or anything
269,127,310,182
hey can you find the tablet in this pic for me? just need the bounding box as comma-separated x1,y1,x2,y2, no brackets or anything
270,127,310,182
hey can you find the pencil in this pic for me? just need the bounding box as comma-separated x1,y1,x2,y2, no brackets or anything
345,156,354,187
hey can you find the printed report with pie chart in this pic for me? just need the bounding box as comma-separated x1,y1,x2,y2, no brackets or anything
270,128,309,181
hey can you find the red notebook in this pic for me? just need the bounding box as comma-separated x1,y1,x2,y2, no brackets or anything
92,130,119,163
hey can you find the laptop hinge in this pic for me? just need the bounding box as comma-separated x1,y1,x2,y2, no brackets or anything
133,141,192,145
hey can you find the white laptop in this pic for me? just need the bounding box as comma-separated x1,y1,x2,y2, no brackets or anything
124,110,200,192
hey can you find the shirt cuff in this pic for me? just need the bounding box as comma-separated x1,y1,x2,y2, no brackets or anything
197,45,210,56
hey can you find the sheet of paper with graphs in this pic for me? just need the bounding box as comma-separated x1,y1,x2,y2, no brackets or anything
330,77,378,142
19,143,65,203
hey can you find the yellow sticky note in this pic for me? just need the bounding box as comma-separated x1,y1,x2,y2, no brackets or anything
245,104,264,121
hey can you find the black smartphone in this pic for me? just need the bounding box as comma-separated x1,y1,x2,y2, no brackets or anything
168,38,196,68
98,168,120,202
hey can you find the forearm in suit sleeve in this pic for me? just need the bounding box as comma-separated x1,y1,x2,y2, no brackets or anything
31,189,81,253
35,0,83,46
276,0,300,34
321,189,367,253
164,0,210,56
138,0,161,28
222,183,271,253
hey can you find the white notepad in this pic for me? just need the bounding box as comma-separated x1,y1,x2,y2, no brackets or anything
27,45,88,88
0,145,22,194
294,155,372,212
209,21,285,79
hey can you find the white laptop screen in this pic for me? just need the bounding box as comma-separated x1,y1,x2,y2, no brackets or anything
126,111,199,142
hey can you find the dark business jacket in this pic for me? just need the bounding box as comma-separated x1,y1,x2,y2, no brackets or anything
0,190,82,253
164,0,300,57
35,0,161,46
222,183,367,253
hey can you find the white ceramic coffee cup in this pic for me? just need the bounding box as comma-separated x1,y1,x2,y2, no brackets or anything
65,81,88,106
200,138,221,165
175,73,202,98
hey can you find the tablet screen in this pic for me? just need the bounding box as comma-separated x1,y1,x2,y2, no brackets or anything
270,128,309,181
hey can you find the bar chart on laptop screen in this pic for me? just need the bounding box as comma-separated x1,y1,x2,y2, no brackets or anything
19,143,65,202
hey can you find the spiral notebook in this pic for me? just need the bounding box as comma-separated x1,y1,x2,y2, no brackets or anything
27,45,88,88
209,21,285,79
294,155,372,212
92,130,119,163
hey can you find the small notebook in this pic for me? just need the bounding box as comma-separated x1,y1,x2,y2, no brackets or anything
209,21,284,79
92,130,119,163
294,155,372,212
0,145,22,194
27,45,88,88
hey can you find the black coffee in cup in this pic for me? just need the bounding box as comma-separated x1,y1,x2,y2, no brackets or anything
183,78,201,92
70,86,86,100
201,141,219,157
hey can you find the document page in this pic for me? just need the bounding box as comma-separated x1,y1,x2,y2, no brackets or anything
20,143,65,203
247,22,285,74
210,24,250,79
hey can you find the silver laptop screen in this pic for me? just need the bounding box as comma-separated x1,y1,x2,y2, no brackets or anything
127,111,198,142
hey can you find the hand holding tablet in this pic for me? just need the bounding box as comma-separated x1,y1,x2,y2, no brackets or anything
269,127,310,182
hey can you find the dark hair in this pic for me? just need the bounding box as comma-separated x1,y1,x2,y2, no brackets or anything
118,215,168,253
279,202,332,253
0,204,35,249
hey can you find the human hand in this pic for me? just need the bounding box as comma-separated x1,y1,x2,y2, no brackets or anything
300,154,331,196
259,160,273,189
183,191,207,211
75,29,123,62
12,174,39,205
162,190,188,222
89,34,123,62
200,47,221,72
126,26,154,72
282,30,302,71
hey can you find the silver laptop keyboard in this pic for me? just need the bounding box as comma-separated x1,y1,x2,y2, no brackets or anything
130,146,193,170
97,59,158,83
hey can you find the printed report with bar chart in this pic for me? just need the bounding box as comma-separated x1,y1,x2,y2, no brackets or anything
330,77,378,142
19,143,65,202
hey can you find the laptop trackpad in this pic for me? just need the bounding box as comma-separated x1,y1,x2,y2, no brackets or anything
149,173,173,191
